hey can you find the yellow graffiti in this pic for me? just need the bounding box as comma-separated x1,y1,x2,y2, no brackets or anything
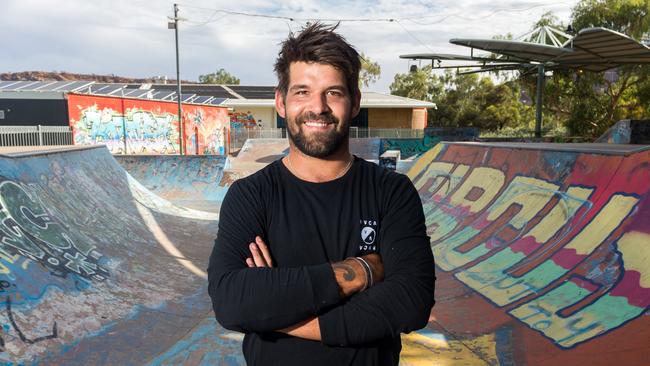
617,231,650,288
449,167,505,214
565,195,638,255
486,176,559,230
407,144,444,181
526,186,593,243
401,331,499,366
414,162,454,193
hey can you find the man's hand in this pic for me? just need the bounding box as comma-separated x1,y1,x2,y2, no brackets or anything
244,238,386,342
246,236,273,268
332,253,384,298
245,237,384,298
360,253,385,284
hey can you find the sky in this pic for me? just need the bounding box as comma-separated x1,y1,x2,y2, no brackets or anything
2,0,580,93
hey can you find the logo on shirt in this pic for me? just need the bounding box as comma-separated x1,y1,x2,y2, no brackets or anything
359,219,378,252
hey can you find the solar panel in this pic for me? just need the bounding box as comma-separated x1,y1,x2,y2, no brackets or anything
192,95,213,104
120,89,141,97
50,81,82,91
129,89,154,98
227,85,276,99
181,93,196,102
14,81,44,90
152,91,175,100
209,98,227,105
0,81,35,90
89,83,114,93
32,81,68,91
102,85,126,95
60,81,95,92
0,81,18,89
87,84,125,95
154,84,234,98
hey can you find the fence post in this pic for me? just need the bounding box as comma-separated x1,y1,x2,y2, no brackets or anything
122,118,127,154
38,125,43,146
195,126,199,155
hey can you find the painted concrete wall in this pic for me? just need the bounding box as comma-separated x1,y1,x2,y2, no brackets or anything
406,143,650,365
116,155,227,212
0,147,223,364
229,107,275,130
68,94,229,155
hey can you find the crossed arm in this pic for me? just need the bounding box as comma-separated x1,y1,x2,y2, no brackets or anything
244,236,384,341
207,178,435,346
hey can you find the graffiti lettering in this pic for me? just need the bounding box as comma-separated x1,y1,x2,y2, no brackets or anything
0,180,109,283
415,156,650,349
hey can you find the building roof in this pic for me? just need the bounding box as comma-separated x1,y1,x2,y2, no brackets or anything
0,81,435,109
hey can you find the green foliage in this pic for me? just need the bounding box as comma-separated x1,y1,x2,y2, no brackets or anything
198,68,240,85
359,53,381,88
389,65,437,101
572,0,650,39
536,0,650,138
389,0,650,139
390,68,534,132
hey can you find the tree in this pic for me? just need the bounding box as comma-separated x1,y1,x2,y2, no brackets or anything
389,67,533,132
389,65,437,101
359,53,381,88
521,0,650,138
198,68,240,85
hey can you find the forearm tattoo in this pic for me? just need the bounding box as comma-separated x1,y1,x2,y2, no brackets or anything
333,262,356,282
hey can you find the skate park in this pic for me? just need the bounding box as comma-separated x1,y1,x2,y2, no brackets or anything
0,129,649,364
2,1,650,364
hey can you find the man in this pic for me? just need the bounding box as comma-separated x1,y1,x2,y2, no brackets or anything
208,23,435,366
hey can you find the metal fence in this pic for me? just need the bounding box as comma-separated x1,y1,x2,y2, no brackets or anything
349,127,425,139
230,128,285,151
0,125,73,147
228,127,427,152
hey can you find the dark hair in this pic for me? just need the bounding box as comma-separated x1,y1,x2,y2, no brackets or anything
274,22,361,98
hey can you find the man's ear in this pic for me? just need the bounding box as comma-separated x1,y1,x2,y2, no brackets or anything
275,89,287,118
351,90,361,118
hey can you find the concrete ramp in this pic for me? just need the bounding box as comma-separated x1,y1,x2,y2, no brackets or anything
116,155,227,213
222,138,381,186
404,142,650,365
0,146,240,365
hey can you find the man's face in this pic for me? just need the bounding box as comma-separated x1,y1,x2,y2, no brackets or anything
276,62,360,158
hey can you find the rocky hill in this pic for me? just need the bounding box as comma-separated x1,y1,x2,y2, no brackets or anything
0,71,189,84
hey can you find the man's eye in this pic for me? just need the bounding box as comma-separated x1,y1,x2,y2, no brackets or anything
327,90,343,97
295,90,308,95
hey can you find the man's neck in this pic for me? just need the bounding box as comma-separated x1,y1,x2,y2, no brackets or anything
284,143,353,183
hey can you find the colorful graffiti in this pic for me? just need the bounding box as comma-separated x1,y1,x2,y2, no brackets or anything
0,147,220,364
408,143,650,364
380,135,440,159
68,94,228,155
229,110,260,130
115,155,228,212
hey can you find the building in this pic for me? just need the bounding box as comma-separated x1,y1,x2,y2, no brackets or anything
0,81,436,130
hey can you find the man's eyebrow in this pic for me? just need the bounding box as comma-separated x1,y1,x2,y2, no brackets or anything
289,84,309,91
327,85,347,91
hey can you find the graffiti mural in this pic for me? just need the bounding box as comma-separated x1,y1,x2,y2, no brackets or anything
380,135,440,159
408,143,650,363
0,147,221,364
68,94,228,155
229,110,259,130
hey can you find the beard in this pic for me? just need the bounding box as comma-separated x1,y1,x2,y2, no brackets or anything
287,111,349,158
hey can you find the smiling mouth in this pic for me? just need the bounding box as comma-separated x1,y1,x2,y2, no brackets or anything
303,121,333,128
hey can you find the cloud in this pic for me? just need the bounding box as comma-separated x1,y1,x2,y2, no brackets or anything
1,0,579,91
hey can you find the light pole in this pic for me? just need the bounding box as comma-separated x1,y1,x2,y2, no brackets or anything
169,3,184,155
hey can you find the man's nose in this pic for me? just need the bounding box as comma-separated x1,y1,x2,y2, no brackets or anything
308,93,332,115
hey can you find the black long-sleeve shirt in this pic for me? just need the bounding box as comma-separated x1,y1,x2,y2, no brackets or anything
207,156,435,366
